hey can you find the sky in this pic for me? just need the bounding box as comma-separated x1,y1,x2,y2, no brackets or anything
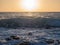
0,0,60,12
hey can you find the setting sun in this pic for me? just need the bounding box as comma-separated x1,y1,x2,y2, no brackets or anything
20,0,39,11
0,0,60,12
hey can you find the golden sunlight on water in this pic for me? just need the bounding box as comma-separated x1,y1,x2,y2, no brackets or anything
22,12,41,18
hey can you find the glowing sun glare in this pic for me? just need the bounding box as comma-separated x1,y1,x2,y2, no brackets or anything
20,0,39,11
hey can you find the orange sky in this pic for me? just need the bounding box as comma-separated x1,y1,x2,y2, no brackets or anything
0,0,60,12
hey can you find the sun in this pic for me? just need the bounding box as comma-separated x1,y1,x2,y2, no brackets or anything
20,0,39,12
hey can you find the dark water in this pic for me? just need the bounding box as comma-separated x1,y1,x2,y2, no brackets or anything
0,12,60,28
0,12,60,45
0,28,60,45
0,12,60,18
